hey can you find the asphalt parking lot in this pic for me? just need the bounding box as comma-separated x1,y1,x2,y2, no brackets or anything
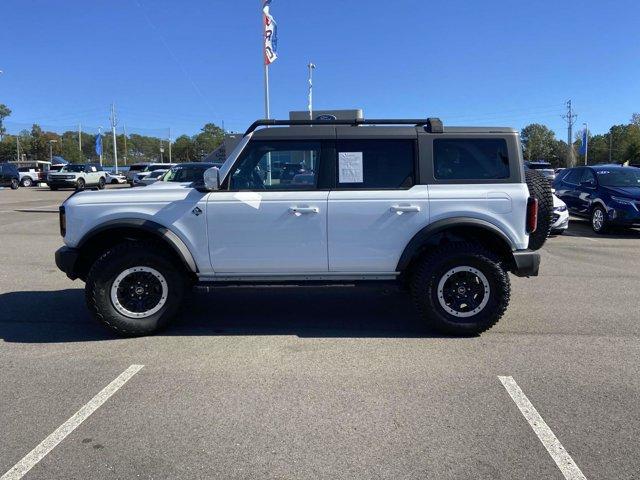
1,186,639,479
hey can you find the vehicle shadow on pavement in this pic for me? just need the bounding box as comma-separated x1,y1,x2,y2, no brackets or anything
562,218,640,239
0,286,440,343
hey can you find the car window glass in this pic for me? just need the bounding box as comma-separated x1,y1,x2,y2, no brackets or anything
563,169,581,184
434,139,509,180
580,169,595,185
230,140,320,190
336,139,415,189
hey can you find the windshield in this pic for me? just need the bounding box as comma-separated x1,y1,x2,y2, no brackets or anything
60,165,85,172
596,169,640,187
128,164,147,172
164,164,213,183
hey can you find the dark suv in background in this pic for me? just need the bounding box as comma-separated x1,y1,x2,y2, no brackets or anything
0,163,20,189
553,164,640,233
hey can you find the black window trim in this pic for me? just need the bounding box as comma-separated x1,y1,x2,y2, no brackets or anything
222,138,332,192
331,138,419,191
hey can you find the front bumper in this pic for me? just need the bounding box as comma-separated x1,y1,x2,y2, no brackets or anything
55,246,80,280
48,179,78,188
511,250,540,277
608,207,640,227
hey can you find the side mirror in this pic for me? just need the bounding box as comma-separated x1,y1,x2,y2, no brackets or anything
203,166,221,191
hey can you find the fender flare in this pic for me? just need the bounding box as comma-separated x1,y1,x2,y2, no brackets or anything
396,217,515,272
78,219,198,272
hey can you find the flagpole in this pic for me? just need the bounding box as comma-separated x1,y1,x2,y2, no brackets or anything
264,63,270,119
261,0,271,184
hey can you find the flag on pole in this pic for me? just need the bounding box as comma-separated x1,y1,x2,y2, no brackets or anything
95,133,102,156
579,127,588,155
263,0,278,65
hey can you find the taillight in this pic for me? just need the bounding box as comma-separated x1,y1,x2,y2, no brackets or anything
526,197,538,234
59,206,66,237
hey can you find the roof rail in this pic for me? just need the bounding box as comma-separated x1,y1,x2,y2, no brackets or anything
243,118,443,136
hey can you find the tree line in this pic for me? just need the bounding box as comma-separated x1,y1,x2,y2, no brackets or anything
0,104,225,165
521,113,640,167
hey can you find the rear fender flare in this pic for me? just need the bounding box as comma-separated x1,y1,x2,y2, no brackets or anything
396,217,515,272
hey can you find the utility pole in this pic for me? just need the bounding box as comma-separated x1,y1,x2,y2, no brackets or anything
16,136,20,162
98,126,103,166
307,62,316,120
609,131,613,163
168,127,172,163
562,100,577,167
123,124,128,165
110,103,119,174
159,140,164,163
582,123,589,166
78,123,82,155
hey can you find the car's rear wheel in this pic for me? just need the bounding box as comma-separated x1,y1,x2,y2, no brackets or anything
76,178,85,191
85,241,188,336
410,242,510,336
98,177,106,190
10,178,19,190
21,177,33,187
591,205,608,233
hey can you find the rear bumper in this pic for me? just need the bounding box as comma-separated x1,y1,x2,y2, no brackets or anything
55,246,80,280
511,250,540,277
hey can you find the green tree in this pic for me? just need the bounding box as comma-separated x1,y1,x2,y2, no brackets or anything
193,123,224,160
0,104,11,140
173,135,196,162
521,124,557,163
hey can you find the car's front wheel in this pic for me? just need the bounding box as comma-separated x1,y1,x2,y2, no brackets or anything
591,205,608,233
98,177,106,190
410,242,510,336
76,178,85,191
10,178,19,190
21,177,33,187
85,242,187,336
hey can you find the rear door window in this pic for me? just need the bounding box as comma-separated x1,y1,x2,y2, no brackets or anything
434,139,509,180
335,139,415,189
563,169,582,184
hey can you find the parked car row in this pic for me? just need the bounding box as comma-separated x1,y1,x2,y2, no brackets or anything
553,164,640,233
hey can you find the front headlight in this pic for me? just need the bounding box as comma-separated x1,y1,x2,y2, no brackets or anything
611,196,635,206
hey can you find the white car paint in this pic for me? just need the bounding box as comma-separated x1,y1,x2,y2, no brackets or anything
327,186,430,272
551,194,569,233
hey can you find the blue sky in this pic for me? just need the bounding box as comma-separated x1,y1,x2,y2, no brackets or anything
1,0,638,139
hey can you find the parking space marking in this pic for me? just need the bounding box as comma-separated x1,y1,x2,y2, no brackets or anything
1,365,144,480
498,376,587,480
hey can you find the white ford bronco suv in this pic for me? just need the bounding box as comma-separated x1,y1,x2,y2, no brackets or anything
55,118,552,336
48,163,107,191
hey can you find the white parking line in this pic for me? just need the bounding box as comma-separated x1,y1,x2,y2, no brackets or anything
498,376,587,480
1,365,144,480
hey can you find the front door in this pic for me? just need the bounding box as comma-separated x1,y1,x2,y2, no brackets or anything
207,139,330,274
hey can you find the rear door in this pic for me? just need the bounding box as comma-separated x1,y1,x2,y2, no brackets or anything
327,130,428,273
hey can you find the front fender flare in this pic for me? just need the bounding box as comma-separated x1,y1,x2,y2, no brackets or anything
78,218,198,273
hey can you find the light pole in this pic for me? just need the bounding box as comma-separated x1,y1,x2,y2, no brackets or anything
48,139,57,163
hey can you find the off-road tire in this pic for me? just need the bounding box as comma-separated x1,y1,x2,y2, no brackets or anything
525,169,553,250
76,178,85,191
10,178,19,190
98,177,106,190
21,177,33,187
591,205,608,234
410,242,510,336
85,241,187,336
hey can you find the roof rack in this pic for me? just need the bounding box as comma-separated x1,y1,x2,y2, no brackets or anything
244,118,443,136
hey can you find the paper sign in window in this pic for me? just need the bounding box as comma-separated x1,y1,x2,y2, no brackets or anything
338,152,363,183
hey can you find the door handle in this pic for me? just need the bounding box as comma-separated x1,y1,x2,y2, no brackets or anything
289,206,319,214
390,205,421,213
